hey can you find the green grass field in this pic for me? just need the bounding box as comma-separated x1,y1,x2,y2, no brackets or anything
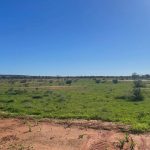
0,78,150,132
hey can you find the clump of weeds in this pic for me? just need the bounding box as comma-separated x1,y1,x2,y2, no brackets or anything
116,133,136,150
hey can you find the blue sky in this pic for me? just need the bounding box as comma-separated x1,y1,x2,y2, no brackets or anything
0,0,150,76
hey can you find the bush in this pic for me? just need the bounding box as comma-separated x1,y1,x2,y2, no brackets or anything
131,88,143,101
66,80,72,85
32,95,43,99
112,79,118,84
95,79,101,84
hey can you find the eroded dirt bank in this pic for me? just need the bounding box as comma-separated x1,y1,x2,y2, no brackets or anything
0,118,150,150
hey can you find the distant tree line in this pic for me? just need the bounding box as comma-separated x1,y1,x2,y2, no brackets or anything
0,73,150,80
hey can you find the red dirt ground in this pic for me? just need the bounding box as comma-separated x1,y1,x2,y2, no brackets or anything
0,118,150,150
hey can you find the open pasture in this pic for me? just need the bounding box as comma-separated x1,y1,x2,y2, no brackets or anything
0,78,150,132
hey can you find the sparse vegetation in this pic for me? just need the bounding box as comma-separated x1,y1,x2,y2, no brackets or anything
0,77,150,132
28,123,32,132
116,134,136,150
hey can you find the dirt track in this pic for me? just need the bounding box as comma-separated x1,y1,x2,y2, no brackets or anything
0,119,150,150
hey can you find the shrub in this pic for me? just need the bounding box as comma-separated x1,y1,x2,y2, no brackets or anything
112,79,118,84
32,95,42,99
66,80,72,85
95,79,101,84
131,88,143,101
